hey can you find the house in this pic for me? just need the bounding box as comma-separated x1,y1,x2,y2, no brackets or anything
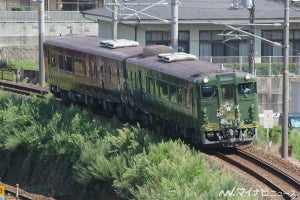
81,0,300,61
0,0,103,11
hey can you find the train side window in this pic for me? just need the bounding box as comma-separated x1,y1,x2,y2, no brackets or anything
177,87,183,104
45,48,50,65
238,82,256,94
108,66,112,82
58,55,64,70
100,65,104,79
50,51,56,68
169,84,177,103
134,72,137,89
117,68,120,84
74,59,84,75
159,81,168,100
66,57,73,72
128,71,133,88
201,86,217,98
191,88,195,110
86,59,91,77
222,85,234,99
184,88,189,107
90,62,96,78
148,77,155,95
138,71,143,92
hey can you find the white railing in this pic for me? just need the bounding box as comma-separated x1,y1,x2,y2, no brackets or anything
0,11,87,22
200,56,300,76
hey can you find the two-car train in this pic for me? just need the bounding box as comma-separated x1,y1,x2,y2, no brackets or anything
43,35,258,147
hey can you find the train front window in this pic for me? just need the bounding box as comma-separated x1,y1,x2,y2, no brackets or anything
222,85,234,99
238,82,256,94
201,86,217,98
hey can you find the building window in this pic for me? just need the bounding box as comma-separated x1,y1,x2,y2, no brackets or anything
199,31,248,61
146,31,190,53
261,30,283,59
291,30,300,56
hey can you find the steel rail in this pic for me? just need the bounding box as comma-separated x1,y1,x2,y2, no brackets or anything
214,150,298,200
237,148,300,199
0,80,49,97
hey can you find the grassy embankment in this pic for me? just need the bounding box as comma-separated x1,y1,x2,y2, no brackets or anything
255,126,300,160
0,91,256,200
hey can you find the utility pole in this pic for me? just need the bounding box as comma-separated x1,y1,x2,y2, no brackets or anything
282,0,289,159
38,0,45,87
248,0,255,74
171,0,178,52
112,0,118,40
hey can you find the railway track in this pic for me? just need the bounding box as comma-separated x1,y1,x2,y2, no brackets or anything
206,146,300,200
0,182,54,200
4,186,32,200
0,80,49,97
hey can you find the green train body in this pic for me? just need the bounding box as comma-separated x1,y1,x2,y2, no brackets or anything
44,35,258,147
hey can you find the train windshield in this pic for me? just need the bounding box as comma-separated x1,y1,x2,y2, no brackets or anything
222,85,234,99
201,86,217,98
238,82,257,94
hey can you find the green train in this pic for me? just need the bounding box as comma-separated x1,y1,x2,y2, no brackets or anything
43,35,258,147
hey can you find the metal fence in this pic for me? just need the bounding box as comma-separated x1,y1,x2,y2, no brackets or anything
201,56,300,76
0,11,88,22
0,46,38,69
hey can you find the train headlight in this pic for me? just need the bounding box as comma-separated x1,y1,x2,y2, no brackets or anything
203,77,209,84
244,74,251,81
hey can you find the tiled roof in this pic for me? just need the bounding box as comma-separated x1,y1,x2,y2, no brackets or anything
81,0,300,23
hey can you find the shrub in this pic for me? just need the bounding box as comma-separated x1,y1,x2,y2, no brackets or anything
0,59,12,68
0,91,256,199
11,7,24,11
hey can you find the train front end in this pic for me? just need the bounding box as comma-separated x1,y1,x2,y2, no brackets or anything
195,72,258,147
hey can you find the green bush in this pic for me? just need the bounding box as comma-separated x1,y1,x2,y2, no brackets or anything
0,91,256,199
10,60,37,70
257,125,300,159
0,59,12,68
11,7,24,11
288,132,300,160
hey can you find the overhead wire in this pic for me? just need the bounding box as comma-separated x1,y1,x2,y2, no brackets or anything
109,0,300,55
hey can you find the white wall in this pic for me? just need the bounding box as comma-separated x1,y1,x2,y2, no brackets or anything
0,21,98,46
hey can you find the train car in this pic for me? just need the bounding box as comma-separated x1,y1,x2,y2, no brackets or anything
43,35,142,112
43,35,258,147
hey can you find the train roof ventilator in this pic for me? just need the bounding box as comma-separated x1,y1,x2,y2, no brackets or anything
158,52,197,63
100,39,140,49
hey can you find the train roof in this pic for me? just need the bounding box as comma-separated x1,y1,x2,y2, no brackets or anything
44,35,232,82
43,35,143,61
127,55,232,82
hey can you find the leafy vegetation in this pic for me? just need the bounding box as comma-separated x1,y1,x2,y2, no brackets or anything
0,58,37,70
10,60,38,70
256,126,300,159
11,7,25,11
0,91,256,199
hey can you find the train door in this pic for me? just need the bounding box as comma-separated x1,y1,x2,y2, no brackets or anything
198,85,218,120
219,84,236,127
48,49,57,81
